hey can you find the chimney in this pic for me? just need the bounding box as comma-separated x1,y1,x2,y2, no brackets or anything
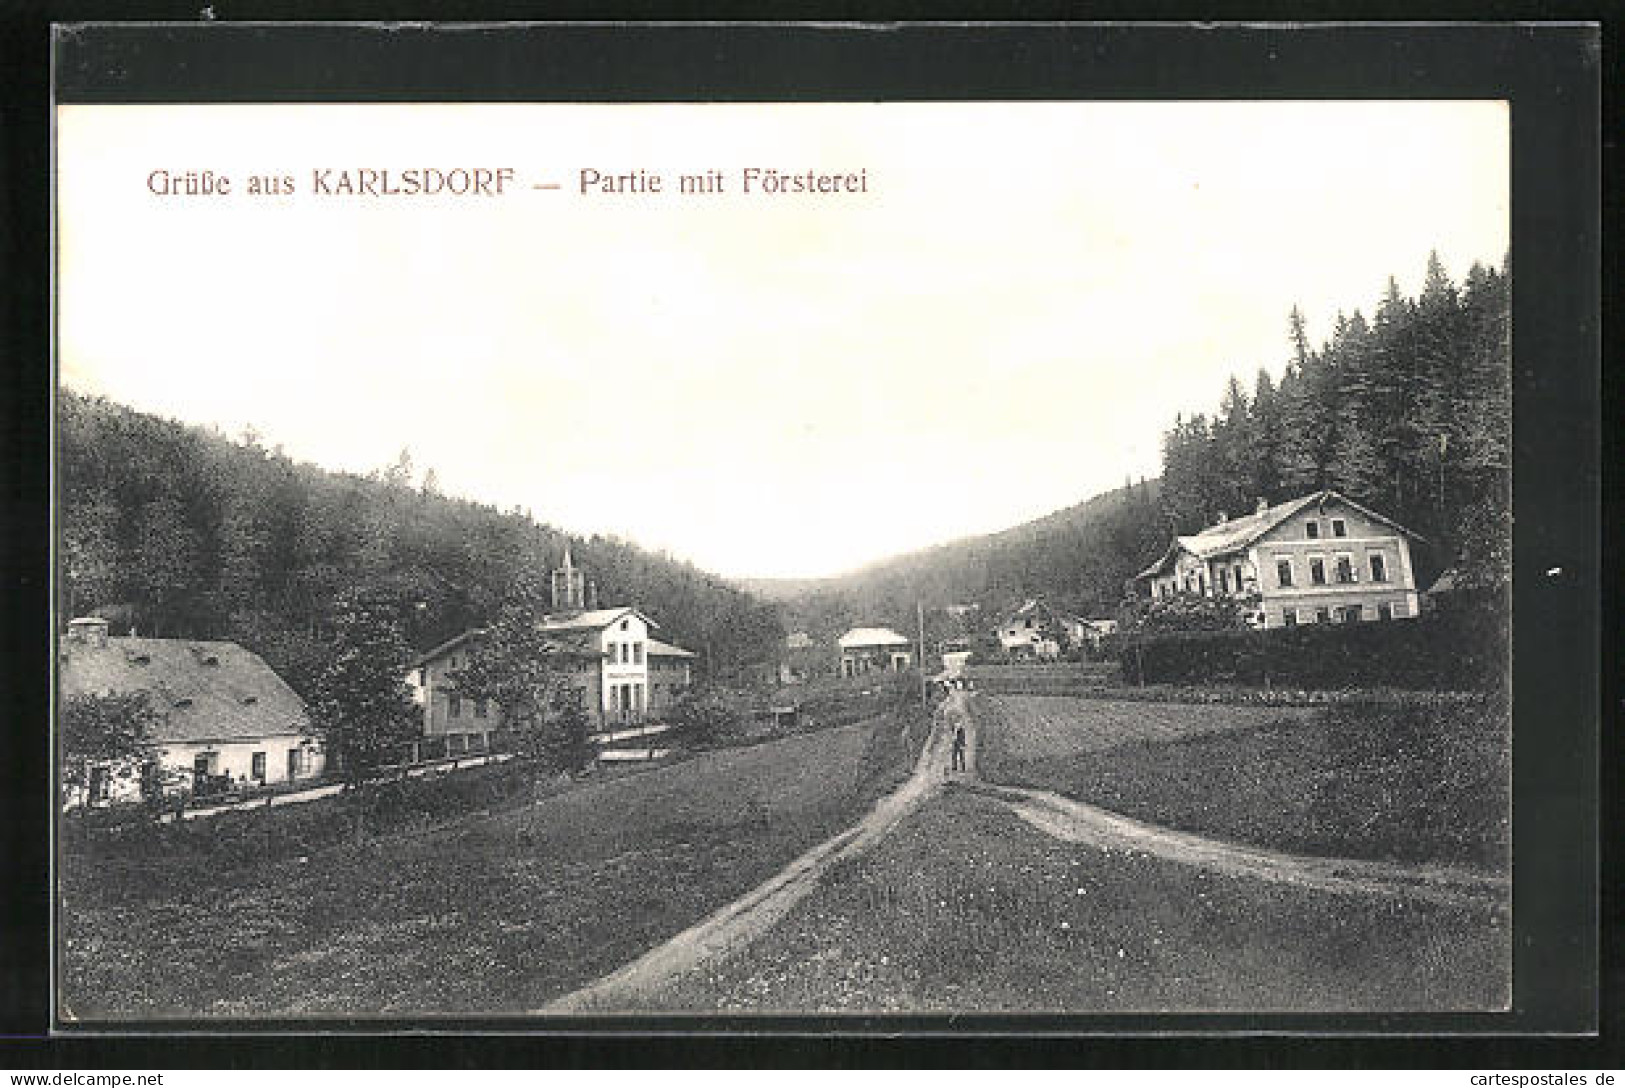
1215,511,1228,525
1256,496,1269,514
67,616,110,648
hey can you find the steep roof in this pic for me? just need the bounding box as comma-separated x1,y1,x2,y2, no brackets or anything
838,627,912,649
646,638,696,659
1134,490,1424,580
59,636,311,744
411,626,604,668
537,607,658,633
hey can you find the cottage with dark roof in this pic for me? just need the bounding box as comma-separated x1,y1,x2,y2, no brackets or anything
1133,490,1423,628
58,617,325,807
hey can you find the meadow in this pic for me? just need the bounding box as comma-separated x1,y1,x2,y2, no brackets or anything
655,789,1509,1013
58,705,926,1020
977,694,1509,869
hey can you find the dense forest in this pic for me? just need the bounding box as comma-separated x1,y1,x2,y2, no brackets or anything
1159,251,1510,592
762,250,1511,637
57,392,784,699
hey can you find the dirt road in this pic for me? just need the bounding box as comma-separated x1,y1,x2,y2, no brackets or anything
543,691,972,1013
971,781,1508,910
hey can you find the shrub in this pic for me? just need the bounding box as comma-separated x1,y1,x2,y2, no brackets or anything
1116,613,1506,691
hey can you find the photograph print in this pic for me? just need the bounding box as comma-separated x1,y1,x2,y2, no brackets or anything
53,81,1519,1021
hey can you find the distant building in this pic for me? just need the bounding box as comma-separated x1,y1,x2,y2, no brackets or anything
837,627,913,677
779,631,823,684
410,549,697,743
1133,490,1423,628
59,617,325,807
996,599,1066,659
1069,617,1119,650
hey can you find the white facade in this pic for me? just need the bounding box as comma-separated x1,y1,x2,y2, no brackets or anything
1139,492,1422,628
595,610,652,721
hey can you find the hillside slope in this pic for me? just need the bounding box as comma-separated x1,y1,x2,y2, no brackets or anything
743,479,1167,640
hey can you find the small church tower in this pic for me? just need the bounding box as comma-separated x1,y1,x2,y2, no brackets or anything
550,544,586,613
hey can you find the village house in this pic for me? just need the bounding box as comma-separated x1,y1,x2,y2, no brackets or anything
995,598,1084,659
1133,490,1423,628
837,627,913,677
59,616,325,807
408,548,696,746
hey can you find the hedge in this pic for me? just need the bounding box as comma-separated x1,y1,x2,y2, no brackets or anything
1115,612,1506,692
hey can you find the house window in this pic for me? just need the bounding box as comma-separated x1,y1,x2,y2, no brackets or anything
449,694,462,718
1370,554,1388,582
633,642,644,665
1315,607,1331,624
1378,602,1393,621
1391,600,1408,618
1283,610,1298,628
1332,519,1347,538
474,698,489,719
620,619,629,631
1310,557,1327,586
1276,558,1294,588
288,747,302,779
1218,568,1230,594
1335,555,1355,584
89,766,110,802
1306,521,1320,540
1343,605,1364,623
251,751,266,781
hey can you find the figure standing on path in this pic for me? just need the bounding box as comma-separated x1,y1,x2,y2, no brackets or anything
950,722,967,773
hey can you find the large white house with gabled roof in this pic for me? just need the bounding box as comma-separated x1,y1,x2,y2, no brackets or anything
408,548,696,745
1134,490,1424,628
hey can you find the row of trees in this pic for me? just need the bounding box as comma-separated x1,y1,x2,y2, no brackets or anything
1160,252,1511,593
58,392,784,704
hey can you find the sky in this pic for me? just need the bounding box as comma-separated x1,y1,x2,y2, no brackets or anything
56,102,1508,579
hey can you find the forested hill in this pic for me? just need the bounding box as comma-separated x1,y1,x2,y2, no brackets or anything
1157,251,1509,587
740,478,1169,642
57,391,783,698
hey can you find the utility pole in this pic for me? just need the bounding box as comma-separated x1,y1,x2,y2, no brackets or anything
917,600,928,710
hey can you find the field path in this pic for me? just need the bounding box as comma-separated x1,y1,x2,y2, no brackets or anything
970,781,1507,909
542,690,973,1013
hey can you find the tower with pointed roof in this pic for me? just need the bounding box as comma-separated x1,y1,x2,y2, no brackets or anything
550,545,586,614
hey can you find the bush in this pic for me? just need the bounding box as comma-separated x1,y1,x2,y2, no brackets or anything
1116,613,1506,691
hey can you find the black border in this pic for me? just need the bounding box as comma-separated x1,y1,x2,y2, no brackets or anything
3,14,1610,1068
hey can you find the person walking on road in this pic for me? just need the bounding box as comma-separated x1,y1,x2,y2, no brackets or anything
950,722,967,773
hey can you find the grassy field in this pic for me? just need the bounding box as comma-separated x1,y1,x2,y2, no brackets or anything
59,705,927,1020
655,789,1510,1013
979,695,1509,870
